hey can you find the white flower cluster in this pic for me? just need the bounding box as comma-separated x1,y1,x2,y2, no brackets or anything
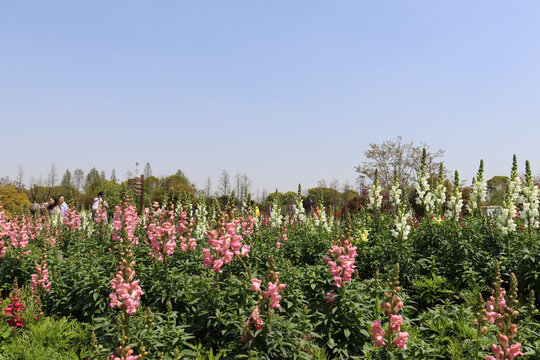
313,203,332,232
368,183,383,212
521,167,539,231
80,210,96,237
498,160,522,234
432,182,446,218
193,198,209,239
445,189,463,222
470,179,487,213
414,172,434,217
508,171,523,205
391,207,412,240
389,182,401,210
269,196,283,229
293,201,307,224
499,205,516,235
520,189,539,230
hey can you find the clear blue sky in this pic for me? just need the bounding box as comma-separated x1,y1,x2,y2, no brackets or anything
1,1,539,196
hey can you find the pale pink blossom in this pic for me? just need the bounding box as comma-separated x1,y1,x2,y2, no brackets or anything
390,314,403,332
326,292,336,303
31,260,51,292
370,320,386,347
203,221,250,272
109,259,143,315
325,239,357,288
393,332,408,349
251,278,262,292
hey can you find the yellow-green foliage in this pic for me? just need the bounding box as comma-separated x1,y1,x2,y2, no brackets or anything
0,185,31,216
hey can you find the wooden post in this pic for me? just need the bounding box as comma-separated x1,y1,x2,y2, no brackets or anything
140,175,144,214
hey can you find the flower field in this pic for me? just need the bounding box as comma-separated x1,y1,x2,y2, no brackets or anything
1,156,540,359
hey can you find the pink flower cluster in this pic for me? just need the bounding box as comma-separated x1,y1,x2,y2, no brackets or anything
94,206,108,223
147,213,177,260
275,228,287,250
486,291,506,324
0,211,34,258
111,205,140,245
371,317,408,349
63,208,81,229
250,277,286,309
176,211,197,252
4,293,24,328
202,222,250,273
109,260,144,315
110,346,139,360
241,306,265,342
239,216,256,237
487,334,523,360
324,238,357,288
326,292,336,303
371,277,408,350
485,286,523,360
31,259,51,292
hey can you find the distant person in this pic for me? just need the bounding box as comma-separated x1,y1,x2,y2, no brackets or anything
29,203,41,216
92,191,109,221
152,201,162,217
46,196,62,217
59,195,68,217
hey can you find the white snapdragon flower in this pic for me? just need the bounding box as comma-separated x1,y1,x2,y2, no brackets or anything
414,172,435,217
368,184,382,212
498,156,521,234
193,198,209,239
520,161,539,230
269,194,283,229
391,207,412,240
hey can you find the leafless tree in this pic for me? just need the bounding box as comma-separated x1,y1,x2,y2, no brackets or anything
234,172,252,199
219,170,231,196
355,136,445,190
110,169,118,182
317,178,327,188
73,169,84,191
342,180,352,192
48,162,58,187
241,174,251,199
61,169,73,188
15,164,25,190
144,162,152,178
329,178,340,191
0,176,11,186
205,176,212,197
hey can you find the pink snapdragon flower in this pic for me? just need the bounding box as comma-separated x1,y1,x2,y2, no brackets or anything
241,306,265,342
371,320,386,347
324,238,357,288
111,205,140,245
63,208,82,229
326,292,336,303
486,292,506,323
250,276,286,309
393,332,408,349
4,294,25,328
250,278,262,292
0,211,33,257
147,216,177,260
109,261,144,315
110,346,139,360
202,221,250,273
31,259,51,292
371,264,408,351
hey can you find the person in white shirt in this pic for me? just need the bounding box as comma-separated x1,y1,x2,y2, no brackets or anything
59,195,68,217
